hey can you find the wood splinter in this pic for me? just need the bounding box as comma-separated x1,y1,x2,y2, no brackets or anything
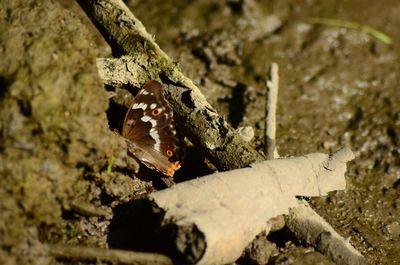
264,62,279,159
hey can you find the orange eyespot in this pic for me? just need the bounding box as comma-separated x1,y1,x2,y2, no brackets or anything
166,150,173,157
152,109,161,116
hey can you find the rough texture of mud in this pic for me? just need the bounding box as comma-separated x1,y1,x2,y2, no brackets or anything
1,0,399,264
0,1,152,264
126,0,400,264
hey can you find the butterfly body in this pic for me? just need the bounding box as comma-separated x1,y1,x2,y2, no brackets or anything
122,80,181,177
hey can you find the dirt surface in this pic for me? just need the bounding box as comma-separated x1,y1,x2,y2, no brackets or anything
129,1,400,264
1,0,399,264
0,1,152,264
126,0,400,263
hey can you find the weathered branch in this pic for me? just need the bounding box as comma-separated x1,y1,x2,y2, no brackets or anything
49,244,173,265
78,0,264,171
97,57,149,87
286,200,365,265
148,148,354,264
77,0,171,62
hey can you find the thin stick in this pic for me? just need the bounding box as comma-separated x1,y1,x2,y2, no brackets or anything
286,200,365,265
49,244,173,265
264,63,279,159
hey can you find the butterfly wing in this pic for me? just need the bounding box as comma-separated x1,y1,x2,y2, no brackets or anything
122,80,181,176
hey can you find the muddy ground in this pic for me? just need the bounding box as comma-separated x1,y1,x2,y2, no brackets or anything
1,0,399,264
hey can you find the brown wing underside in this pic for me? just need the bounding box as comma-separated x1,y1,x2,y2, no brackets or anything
122,80,182,176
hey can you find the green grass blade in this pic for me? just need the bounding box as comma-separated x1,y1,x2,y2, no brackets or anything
309,17,392,45
107,156,116,173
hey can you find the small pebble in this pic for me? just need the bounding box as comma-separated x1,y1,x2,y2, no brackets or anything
236,126,254,142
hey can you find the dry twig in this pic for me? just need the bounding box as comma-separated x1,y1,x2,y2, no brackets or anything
49,244,173,265
264,63,279,159
286,200,365,265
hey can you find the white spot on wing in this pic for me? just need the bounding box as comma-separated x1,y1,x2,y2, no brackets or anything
132,102,147,110
126,119,134,126
142,90,149,95
150,103,157,109
141,115,157,127
150,130,161,151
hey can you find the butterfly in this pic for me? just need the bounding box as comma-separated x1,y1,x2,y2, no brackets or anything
122,80,182,177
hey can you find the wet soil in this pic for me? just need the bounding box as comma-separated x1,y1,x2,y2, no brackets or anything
127,0,400,263
1,0,399,264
